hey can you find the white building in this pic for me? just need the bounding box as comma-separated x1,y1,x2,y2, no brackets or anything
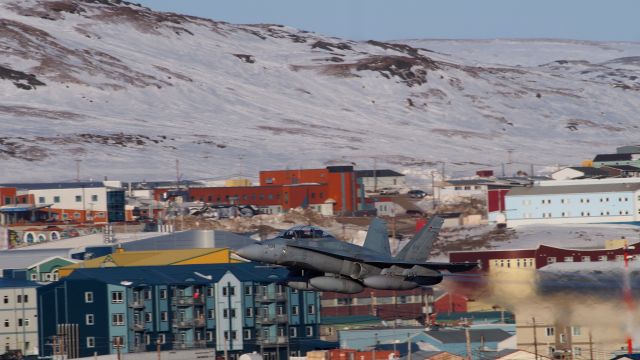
0,279,39,355
505,178,640,226
355,170,406,193
551,167,608,180
438,179,491,203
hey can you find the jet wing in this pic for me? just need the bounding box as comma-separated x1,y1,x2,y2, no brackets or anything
286,242,390,262
366,260,478,273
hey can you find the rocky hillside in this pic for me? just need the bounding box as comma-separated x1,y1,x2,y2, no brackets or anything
1,0,639,182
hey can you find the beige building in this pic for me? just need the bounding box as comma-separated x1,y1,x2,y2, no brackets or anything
0,279,39,356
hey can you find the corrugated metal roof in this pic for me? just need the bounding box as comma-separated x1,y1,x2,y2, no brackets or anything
64,248,233,269
64,263,289,286
355,170,405,178
508,182,640,196
594,153,633,162
0,249,72,269
121,230,256,251
425,328,512,344
0,182,106,190
0,278,40,288
566,167,609,176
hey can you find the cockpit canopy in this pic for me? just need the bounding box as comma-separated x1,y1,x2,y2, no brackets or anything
279,225,332,239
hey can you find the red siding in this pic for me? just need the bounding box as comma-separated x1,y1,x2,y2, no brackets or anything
433,293,467,313
487,189,509,213
187,184,328,210
0,187,17,205
259,169,328,186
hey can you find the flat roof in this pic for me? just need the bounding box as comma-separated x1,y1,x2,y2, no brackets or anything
508,182,640,196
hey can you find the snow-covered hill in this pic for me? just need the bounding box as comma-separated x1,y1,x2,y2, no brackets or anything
1,0,639,182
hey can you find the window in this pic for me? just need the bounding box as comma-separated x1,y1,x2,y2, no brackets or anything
559,333,566,343
547,257,556,264
581,256,591,262
599,255,608,261
564,256,574,262
572,326,581,336
17,295,22,303
24,319,30,327
244,285,253,295
224,331,237,340
86,314,95,325
306,326,314,337
230,309,236,318
159,334,166,344
91,194,98,202
223,309,228,318
207,287,214,297
208,309,215,319
38,197,45,204
307,304,316,314
145,312,152,323
85,292,94,303
160,289,167,299
546,327,555,336
616,255,625,262
18,319,23,327
113,336,124,348
22,294,28,303
3,320,8,327
145,335,151,345
222,286,236,296
161,312,168,322
206,332,214,341
245,308,254,318
244,329,252,340
73,212,81,219
87,337,95,348
53,196,60,203
111,291,123,303
112,313,125,326
2,296,7,304
292,306,299,315
289,327,297,337
574,347,582,356
75,195,82,202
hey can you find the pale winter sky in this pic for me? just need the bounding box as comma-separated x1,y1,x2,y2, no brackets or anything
135,0,640,41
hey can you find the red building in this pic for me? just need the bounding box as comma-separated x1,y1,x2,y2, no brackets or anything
0,187,17,206
321,287,431,321
450,242,640,271
157,166,361,214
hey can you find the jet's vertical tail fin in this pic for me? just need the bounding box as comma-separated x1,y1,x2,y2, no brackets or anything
362,217,390,256
394,216,444,262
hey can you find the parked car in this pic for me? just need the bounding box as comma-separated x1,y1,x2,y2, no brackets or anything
379,188,400,195
407,189,427,198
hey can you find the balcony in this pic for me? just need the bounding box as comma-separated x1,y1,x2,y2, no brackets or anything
255,292,287,303
130,345,147,353
172,319,194,328
130,323,145,332
172,296,204,306
255,314,288,325
194,318,206,328
128,300,145,309
172,341,207,350
258,336,288,346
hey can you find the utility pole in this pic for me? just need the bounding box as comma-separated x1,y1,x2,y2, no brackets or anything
156,339,161,360
532,317,539,360
465,325,471,360
373,158,378,193
588,331,593,360
116,336,121,360
407,333,412,360
373,333,378,360
75,159,81,182
430,171,436,210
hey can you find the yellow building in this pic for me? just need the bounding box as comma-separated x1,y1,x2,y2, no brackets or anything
59,248,242,277
225,178,252,187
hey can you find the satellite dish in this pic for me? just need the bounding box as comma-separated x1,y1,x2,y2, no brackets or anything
120,281,133,286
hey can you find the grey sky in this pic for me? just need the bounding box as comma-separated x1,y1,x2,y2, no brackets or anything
135,0,640,41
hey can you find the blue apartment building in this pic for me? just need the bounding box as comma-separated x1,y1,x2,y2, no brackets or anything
37,263,327,360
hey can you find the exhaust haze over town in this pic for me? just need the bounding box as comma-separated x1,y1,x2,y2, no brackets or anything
1,1,640,360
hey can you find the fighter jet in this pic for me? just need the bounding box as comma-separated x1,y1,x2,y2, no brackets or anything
236,216,477,293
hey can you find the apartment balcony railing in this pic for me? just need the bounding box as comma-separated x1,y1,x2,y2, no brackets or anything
258,336,288,346
128,300,145,309
255,292,287,303
255,314,288,325
172,341,207,350
172,319,194,328
130,323,145,332
172,296,204,306
193,318,206,328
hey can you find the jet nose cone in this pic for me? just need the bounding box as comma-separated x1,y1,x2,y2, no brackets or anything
236,244,264,261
